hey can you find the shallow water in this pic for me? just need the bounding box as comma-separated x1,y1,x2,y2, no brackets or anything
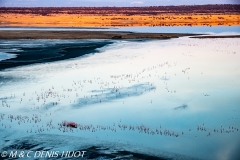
1,26,240,34
0,52,17,61
0,37,240,160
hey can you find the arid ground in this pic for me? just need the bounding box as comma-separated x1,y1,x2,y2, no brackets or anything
0,5,239,27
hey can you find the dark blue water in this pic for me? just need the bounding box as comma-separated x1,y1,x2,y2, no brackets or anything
0,40,112,70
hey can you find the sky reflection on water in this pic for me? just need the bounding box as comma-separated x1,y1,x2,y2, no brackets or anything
0,36,240,160
0,26,240,34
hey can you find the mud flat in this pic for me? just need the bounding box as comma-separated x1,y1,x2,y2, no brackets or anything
0,30,202,39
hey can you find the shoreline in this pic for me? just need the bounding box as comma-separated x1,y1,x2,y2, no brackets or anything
0,30,202,39
190,35,240,38
0,26,114,29
0,30,239,40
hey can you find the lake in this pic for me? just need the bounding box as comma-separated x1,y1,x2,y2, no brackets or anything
0,27,240,160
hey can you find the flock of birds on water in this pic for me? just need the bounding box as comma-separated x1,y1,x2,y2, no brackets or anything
0,112,239,138
0,38,239,143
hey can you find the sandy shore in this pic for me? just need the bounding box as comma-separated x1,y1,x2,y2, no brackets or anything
0,30,202,39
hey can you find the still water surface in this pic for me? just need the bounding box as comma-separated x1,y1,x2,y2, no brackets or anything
0,28,239,160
